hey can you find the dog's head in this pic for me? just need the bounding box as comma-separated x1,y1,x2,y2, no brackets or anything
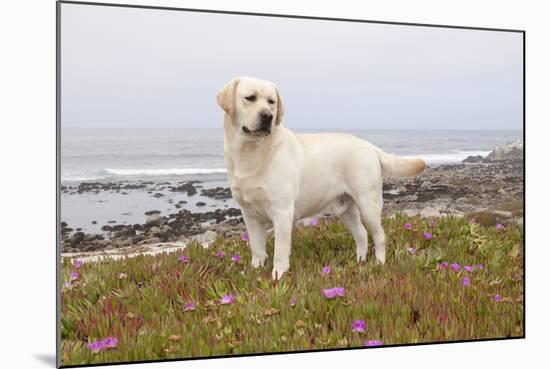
216,77,285,137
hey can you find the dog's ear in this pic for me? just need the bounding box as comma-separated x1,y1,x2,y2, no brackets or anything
275,89,285,125
216,78,240,115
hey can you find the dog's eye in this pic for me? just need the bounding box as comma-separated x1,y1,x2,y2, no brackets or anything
267,99,275,104
245,95,256,102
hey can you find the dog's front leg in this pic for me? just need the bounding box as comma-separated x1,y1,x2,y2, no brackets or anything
271,208,294,280
242,212,267,268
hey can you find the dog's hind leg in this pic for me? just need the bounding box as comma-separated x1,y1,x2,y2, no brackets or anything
338,202,369,262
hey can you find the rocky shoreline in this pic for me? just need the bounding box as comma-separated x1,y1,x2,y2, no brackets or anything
61,141,524,255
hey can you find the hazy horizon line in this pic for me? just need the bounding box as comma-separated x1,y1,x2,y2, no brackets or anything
62,126,523,132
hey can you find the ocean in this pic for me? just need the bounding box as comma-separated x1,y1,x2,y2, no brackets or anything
61,128,522,184
60,128,522,232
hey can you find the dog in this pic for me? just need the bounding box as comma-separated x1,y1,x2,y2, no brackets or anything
217,76,426,279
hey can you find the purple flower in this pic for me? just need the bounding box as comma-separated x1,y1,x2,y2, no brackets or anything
323,287,345,299
429,219,437,228
322,266,331,275
423,232,433,240
87,337,119,353
290,296,297,307
308,218,319,227
177,255,190,263
184,301,196,311
438,262,449,270
476,264,484,270
496,223,505,230
450,263,461,272
365,340,383,347
74,260,84,269
464,265,474,273
64,281,72,289
493,294,503,302
215,251,225,259
468,218,476,224
220,294,236,305
404,223,412,230
462,277,471,286
241,232,249,241
70,271,79,281
231,254,241,263
352,319,366,333
407,247,416,255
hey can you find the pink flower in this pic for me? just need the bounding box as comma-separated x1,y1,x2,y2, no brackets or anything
215,251,225,259
290,296,297,307
241,232,249,241
70,271,79,281
493,294,503,302
74,260,84,269
429,219,437,228
407,247,416,255
365,340,383,347
64,281,72,289
438,262,449,270
462,277,471,286
404,223,412,230
118,272,127,279
177,255,190,263
220,294,236,305
464,265,474,273
308,218,319,226
322,266,331,275
352,320,366,333
231,254,241,263
87,337,119,353
476,264,484,270
323,287,345,299
423,232,433,240
496,223,505,230
468,218,476,224
184,301,196,311
450,263,461,272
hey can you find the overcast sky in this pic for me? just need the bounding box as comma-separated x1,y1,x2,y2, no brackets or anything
61,4,523,130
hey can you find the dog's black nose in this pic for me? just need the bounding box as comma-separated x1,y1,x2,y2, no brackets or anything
260,112,273,124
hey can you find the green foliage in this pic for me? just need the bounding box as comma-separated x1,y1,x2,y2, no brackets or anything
61,216,524,365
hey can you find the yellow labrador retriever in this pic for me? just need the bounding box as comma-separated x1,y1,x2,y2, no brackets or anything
217,76,425,279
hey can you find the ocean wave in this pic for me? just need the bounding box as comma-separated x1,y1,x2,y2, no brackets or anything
104,168,227,176
406,150,491,165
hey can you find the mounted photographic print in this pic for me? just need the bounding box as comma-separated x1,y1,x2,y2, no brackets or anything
57,1,525,367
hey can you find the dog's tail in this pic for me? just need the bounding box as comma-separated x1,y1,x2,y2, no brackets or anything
375,147,426,177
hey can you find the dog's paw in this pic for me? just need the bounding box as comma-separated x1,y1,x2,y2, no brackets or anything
356,250,367,263
375,248,386,264
271,263,289,280
251,255,267,268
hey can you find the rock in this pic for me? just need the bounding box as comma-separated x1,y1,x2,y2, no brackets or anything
84,234,97,242
101,225,112,232
192,230,217,244
91,220,97,224
145,213,163,226
145,210,161,216
170,182,198,196
138,237,161,245
72,231,85,244
420,207,442,218
484,140,523,162
400,209,419,217
149,226,161,236
493,210,513,219
153,192,164,198
462,155,484,163
196,202,206,207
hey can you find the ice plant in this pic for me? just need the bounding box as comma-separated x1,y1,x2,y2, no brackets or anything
231,254,241,263
64,281,72,289
74,260,84,269
404,223,412,230
496,223,505,230
70,271,79,281
289,296,297,307
494,294,503,302
450,263,461,272
177,255,190,263
429,219,437,228
407,247,416,255
323,287,345,299
476,264,484,270
322,266,331,275
241,232,249,241
423,232,433,240
220,294,236,305
184,301,196,311
365,340,383,347
87,337,119,353
352,319,366,333
308,218,319,226
462,277,471,286
438,261,449,270
464,265,474,273
215,251,225,259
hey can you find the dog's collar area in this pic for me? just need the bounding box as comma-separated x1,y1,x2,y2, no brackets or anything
242,126,271,136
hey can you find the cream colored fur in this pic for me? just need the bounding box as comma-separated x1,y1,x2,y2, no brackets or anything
217,76,425,279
